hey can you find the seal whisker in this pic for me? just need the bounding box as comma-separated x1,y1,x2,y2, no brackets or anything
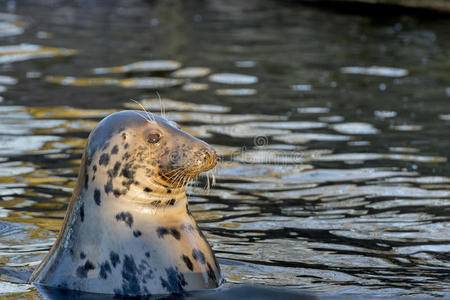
180,175,190,191
140,100,156,122
141,99,155,122
155,91,167,120
178,174,189,190
187,175,198,196
189,174,199,192
164,166,186,176
181,173,192,188
172,173,183,190
175,176,183,191
212,162,219,176
133,110,153,125
160,168,185,186
168,170,187,190
188,176,195,191
205,171,211,191
164,164,189,175
130,99,155,122
206,168,216,189
183,176,190,189
185,180,192,196
165,168,186,184
211,170,216,186
130,107,154,125
165,169,181,179
165,166,195,189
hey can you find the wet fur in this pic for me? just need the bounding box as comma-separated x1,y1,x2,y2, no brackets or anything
30,111,222,295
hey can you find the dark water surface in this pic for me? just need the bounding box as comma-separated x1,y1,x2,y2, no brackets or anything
0,0,449,298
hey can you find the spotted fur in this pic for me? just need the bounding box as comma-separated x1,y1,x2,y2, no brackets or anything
99,153,110,166
30,111,222,296
76,260,95,278
116,212,134,228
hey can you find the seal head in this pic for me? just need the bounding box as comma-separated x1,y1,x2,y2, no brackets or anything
30,111,222,296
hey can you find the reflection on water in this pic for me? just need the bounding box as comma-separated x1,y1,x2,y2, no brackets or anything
92,60,182,74
340,66,408,77
0,1,449,299
0,43,76,64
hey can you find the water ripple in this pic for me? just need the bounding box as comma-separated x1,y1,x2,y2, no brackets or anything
0,2,449,298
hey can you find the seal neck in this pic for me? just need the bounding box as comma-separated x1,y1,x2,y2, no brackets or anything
119,182,188,208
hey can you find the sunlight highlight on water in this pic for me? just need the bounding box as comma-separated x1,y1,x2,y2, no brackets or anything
0,1,449,299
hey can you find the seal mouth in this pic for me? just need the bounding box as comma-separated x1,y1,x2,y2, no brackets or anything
159,148,218,188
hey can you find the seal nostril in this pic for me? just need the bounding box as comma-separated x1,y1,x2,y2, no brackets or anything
202,149,217,164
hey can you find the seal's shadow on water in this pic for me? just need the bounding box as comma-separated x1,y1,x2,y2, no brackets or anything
36,285,317,300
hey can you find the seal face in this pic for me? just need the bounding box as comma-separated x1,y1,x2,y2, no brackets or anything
30,111,222,296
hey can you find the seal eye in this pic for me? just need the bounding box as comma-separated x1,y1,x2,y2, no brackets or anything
147,133,161,144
